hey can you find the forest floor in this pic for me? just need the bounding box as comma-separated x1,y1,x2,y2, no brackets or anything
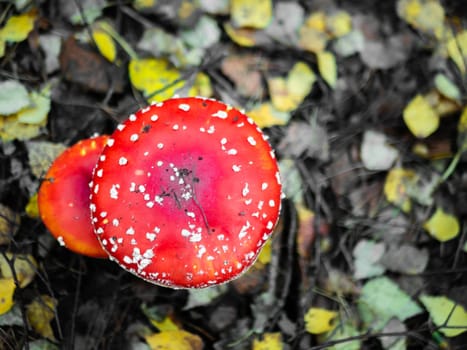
0,0,467,349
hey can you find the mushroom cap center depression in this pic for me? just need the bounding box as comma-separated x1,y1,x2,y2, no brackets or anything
91,98,281,287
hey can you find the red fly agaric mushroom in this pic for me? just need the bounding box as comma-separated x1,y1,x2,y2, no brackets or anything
90,97,282,288
38,135,109,258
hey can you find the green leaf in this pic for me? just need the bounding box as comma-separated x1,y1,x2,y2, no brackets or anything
353,240,386,279
358,277,423,330
420,295,467,337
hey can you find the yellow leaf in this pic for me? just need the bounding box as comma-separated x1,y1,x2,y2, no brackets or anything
0,278,16,315
397,0,445,38
316,51,337,88
420,294,467,337
327,11,352,38
457,106,467,151
92,29,117,63
0,253,37,288
0,9,37,43
423,207,460,242
230,0,272,29
268,61,316,112
252,332,283,350
298,26,327,53
304,308,338,334
144,330,203,350
223,22,256,47
0,114,45,142
304,12,327,32
25,192,40,218
17,87,51,124
26,295,57,340
403,94,440,138
128,58,185,102
384,168,417,213
188,72,213,98
247,102,291,128
446,30,467,73
133,0,157,10
256,238,272,266
150,316,179,332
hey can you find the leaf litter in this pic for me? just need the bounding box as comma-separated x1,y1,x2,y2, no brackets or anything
0,0,466,348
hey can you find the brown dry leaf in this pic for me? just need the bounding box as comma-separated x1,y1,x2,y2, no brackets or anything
0,204,20,245
26,295,57,340
144,330,203,350
221,54,266,98
59,36,124,93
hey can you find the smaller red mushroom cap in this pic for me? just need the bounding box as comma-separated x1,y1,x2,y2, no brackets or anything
38,135,109,258
90,97,282,288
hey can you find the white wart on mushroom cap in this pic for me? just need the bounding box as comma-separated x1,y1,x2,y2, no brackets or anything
90,97,282,288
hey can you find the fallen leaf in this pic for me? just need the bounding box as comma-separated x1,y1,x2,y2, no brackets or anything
0,204,20,245
26,295,57,340
264,2,304,45
129,58,184,102
60,36,124,93
0,278,15,315
181,15,221,49
380,244,429,274
457,106,467,151
184,285,227,310
420,295,467,337
397,0,445,38
423,207,460,242
353,239,386,279
304,308,338,334
26,141,67,178
446,30,467,73
0,304,23,327
358,277,423,330
316,51,337,88
403,94,440,138
0,253,37,288
0,115,45,142
144,330,203,350
0,9,37,43
92,27,117,63
324,321,361,350
39,34,62,73
230,0,272,29
17,86,51,125
384,168,418,212
223,22,257,47
221,54,266,98
360,34,412,70
434,73,461,101
247,102,290,128
361,130,399,170
278,159,304,204
0,80,30,115
252,332,283,350
268,61,316,112
327,11,353,38
25,192,40,219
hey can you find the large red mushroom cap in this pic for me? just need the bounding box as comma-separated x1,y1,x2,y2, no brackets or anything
90,97,282,288
38,135,109,258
